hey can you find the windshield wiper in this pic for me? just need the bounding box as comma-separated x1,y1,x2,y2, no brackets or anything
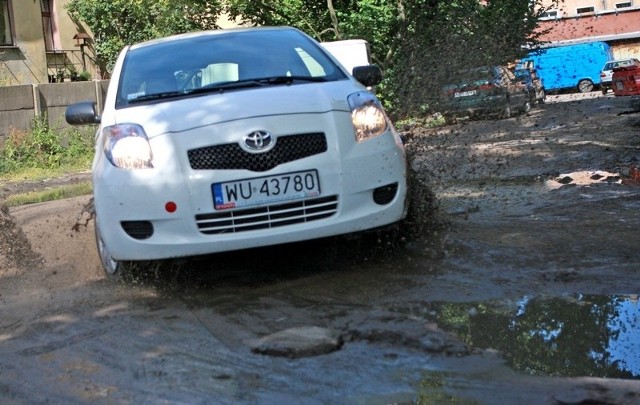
186,80,268,95
128,91,187,103
260,76,327,84
131,76,329,102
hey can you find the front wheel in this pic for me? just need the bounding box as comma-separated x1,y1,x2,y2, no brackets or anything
578,79,594,93
95,220,133,280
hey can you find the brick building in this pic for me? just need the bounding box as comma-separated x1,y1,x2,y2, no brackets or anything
537,0,640,59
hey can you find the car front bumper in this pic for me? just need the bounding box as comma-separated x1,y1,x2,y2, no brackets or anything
93,112,408,261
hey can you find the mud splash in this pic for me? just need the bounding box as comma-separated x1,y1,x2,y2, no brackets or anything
0,204,41,275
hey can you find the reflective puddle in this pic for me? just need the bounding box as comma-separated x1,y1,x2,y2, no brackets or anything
420,295,640,379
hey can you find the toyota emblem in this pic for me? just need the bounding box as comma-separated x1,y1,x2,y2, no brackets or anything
243,130,275,152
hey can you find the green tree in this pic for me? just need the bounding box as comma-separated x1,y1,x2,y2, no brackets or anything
67,0,555,117
224,0,554,117
66,0,223,76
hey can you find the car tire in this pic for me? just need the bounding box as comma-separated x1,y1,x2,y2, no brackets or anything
601,86,608,95
443,114,457,125
95,219,131,280
498,101,512,119
578,79,594,93
522,100,532,114
538,89,546,104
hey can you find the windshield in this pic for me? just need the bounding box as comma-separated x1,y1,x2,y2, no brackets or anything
116,28,347,108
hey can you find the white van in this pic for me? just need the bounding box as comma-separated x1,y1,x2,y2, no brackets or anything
321,39,371,75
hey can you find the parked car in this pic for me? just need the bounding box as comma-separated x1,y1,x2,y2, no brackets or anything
600,58,640,94
611,60,640,96
65,27,408,278
440,65,531,121
514,65,546,104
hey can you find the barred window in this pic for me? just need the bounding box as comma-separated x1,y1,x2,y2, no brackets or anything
1,0,13,46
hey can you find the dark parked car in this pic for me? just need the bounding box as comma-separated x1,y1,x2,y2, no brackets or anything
441,66,531,122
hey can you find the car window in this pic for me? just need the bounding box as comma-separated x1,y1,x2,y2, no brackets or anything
116,29,346,108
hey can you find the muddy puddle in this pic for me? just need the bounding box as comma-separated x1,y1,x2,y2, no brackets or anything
409,295,640,379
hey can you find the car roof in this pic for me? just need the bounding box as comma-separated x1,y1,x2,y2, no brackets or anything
128,26,299,51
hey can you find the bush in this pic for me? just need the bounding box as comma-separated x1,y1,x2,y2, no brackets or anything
0,115,94,175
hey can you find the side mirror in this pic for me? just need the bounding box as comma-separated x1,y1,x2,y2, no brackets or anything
65,101,100,125
352,64,383,87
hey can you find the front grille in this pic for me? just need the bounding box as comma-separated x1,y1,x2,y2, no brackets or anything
195,195,338,234
188,132,327,172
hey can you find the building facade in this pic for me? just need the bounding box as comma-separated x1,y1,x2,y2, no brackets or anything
538,0,640,59
0,0,98,86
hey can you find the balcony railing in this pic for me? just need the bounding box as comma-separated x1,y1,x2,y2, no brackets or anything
46,48,92,83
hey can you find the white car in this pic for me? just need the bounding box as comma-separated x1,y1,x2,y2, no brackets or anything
600,58,640,94
65,27,408,278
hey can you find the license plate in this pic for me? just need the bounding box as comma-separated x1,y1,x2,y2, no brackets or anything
616,81,624,90
212,170,321,210
454,90,477,97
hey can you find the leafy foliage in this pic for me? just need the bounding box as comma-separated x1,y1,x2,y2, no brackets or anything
66,0,556,118
0,116,94,175
66,0,223,75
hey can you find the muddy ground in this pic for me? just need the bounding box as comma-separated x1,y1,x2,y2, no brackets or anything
1,93,640,404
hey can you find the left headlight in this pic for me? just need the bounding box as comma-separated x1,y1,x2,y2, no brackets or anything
348,92,388,142
102,124,154,169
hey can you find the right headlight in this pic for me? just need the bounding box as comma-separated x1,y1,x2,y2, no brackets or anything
348,92,388,142
102,124,154,169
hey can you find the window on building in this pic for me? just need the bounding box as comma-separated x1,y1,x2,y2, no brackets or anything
41,0,60,51
1,0,13,46
615,1,632,8
576,6,596,14
539,10,560,20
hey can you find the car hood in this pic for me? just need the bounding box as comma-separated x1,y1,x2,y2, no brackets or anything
104,81,359,137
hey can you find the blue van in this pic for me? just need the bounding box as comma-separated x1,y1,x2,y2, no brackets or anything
521,42,613,93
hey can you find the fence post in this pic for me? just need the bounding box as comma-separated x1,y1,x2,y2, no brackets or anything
32,84,40,119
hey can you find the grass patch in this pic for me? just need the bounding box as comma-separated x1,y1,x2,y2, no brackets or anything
0,115,94,176
0,114,95,206
2,182,93,207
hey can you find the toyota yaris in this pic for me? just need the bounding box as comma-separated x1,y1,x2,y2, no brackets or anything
66,27,408,278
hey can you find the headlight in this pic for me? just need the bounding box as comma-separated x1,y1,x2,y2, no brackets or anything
102,124,153,169
348,92,388,142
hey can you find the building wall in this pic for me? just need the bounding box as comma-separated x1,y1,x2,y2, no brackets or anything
541,0,638,17
611,39,640,59
0,0,97,86
1,0,47,85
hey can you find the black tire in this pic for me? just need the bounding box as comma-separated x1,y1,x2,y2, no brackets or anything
95,219,132,280
537,89,546,104
601,86,608,95
498,101,512,119
578,79,594,93
522,100,531,114
443,114,457,125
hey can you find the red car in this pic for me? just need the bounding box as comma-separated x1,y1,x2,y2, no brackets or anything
612,60,640,96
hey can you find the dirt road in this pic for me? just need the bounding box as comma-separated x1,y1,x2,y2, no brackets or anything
1,93,640,404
